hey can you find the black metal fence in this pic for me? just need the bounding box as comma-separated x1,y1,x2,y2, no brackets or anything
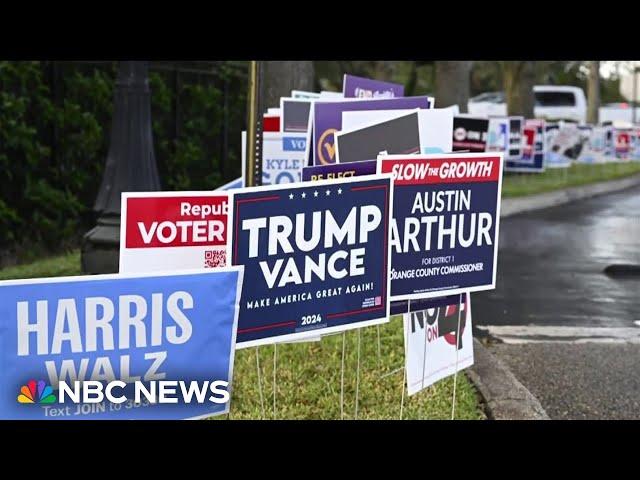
46,60,248,188
0,60,248,261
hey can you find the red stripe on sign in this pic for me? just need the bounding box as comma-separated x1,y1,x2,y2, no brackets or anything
327,306,384,319
125,195,229,248
238,320,296,334
351,185,384,192
263,115,280,132
381,156,501,185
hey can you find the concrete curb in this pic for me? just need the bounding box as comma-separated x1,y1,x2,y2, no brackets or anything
467,339,549,420
501,173,640,218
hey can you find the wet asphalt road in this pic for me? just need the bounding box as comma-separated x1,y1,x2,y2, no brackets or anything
473,185,640,419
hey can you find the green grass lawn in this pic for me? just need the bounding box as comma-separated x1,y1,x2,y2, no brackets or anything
502,161,640,198
0,250,82,280
0,250,485,420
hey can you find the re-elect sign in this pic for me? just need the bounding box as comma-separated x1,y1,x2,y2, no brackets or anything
379,153,502,300
230,175,393,347
0,268,243,419
120,192,230,273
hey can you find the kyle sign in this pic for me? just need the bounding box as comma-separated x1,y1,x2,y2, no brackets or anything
230,175,393,347
378,153,502,300
120,192,230,273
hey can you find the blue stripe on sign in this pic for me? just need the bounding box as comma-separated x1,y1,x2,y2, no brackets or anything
282,137,307,151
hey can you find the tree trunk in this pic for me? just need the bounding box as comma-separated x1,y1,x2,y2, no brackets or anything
263,61,315,109
435,61,472,112
587,61,600,124
503,61,535,117
405,62,418,97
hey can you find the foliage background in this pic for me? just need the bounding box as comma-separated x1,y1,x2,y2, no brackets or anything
0,60,628,263
0,61,247,262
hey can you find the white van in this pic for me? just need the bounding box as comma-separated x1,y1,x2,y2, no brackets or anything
468,85,587,123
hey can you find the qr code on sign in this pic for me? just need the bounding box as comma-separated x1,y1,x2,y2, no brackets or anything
204,250,226,268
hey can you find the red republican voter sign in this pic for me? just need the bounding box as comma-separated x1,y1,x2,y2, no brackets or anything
378,152,503,300
120,192,230,274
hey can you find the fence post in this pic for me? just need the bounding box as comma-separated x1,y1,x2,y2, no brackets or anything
245,61,264,187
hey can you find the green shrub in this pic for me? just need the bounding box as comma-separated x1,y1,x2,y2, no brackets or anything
0,61,247,258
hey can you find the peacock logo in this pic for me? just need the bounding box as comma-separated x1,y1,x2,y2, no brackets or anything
17,380,56,404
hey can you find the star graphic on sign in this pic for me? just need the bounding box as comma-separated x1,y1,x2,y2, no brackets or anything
325,189,331,196
314,190,319,197
289,193,294,200
338,188,342,195
301,192,307,199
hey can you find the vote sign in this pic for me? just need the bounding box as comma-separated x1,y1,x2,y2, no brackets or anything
120,192,230,273
230,175,393,347
379,153,502,300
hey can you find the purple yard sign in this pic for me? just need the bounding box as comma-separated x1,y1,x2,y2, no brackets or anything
302,160,377,182
312,96,432,166
343,74,405,99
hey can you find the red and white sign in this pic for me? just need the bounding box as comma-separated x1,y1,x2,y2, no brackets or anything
379,155,501,186
615,130,631,158
119,192,231,273
263,114,281,132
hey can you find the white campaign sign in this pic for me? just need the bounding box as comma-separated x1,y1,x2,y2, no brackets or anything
341,108,452,154
241,131,307,186
403,293,474,395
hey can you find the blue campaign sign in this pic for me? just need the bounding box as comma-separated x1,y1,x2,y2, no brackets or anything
0,268,243,420
380,153,502,300
505,153,544,172
230,175,393,347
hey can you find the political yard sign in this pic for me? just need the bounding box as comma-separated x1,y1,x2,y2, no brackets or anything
452,116,489,152
241,132,308,186
342,74,405,98
302,160,377,182
312,96,432,166
379,153,502,300
263,132,307,185
230,175,393,347
0,268,244,419
120,192,230,274
404,293,473,395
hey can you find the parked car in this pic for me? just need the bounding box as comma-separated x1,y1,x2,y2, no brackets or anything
468,85,587,123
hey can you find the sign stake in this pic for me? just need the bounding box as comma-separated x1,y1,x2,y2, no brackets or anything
450,293,464,420
400,325,408,420
421,311,429,392
376,325,382,367
400,362,406,420
273,343,277,419
355,329,362,419
340,331,346,420
255,346,266,418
